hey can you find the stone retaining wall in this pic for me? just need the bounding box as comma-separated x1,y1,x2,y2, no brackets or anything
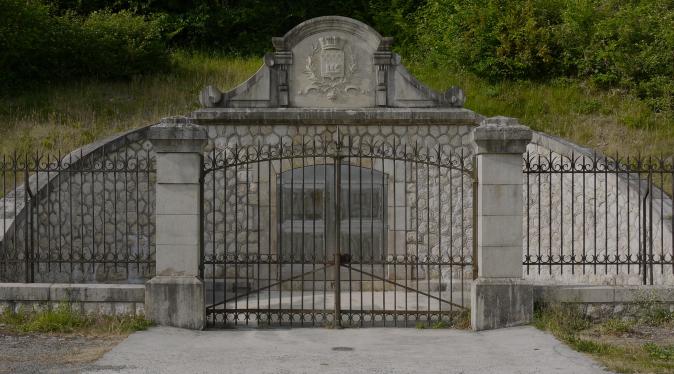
534,284,674,320
0,283,145,315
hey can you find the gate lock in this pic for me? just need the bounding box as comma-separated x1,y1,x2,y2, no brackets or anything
340,253,352,264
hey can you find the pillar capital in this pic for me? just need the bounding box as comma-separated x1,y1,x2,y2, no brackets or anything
472,116,532,155
149,116,208,153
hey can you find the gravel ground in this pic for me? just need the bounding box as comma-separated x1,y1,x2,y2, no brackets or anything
0,330,124,374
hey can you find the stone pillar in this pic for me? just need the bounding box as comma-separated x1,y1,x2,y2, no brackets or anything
145,117,207,330
470,116,533,331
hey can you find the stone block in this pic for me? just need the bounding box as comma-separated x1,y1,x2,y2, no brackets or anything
113,302,136,315
156,153,202,184
82,302,112,315
478,246,522,278
156,244,200,277
477,154,524,185
145,276,205,330
156,214,200,245
156,184,200,215
477,184,523,217
135,303,145,316
471,278,533,331
0,283,50,301
49,284,145,303
477,215,522,247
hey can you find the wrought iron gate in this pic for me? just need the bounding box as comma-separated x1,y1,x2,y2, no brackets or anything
201,137,473,327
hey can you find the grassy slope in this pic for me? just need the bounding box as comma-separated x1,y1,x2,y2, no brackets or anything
407,62,674,158
1,52,672,159
0,52,259,154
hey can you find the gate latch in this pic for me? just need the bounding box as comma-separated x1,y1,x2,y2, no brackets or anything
340,253,352,264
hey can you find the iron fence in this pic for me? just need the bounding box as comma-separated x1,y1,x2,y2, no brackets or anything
524,151,674,285
0,146,156,283
201,137,474,327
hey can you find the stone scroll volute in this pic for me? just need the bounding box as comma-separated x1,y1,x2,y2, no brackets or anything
199,16,465,109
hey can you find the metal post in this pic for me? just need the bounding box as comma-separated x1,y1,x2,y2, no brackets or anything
642,175,650,285
334,152,342,328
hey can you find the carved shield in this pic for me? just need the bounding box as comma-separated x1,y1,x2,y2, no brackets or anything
320,49,344,79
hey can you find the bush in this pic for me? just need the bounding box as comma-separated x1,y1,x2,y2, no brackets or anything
0,1,169,91
579,1,674,112
415,0,674,111
416,0,564,80
81,10,170,79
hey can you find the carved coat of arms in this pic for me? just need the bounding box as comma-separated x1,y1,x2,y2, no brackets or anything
299,36,366,101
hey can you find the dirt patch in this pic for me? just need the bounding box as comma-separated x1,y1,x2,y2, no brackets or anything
0,329,123,374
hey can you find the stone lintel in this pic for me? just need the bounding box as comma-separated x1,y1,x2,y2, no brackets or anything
190,107,479,126
472,116,532,155
145,276,205,330
149,116,208,153
471,278,533,331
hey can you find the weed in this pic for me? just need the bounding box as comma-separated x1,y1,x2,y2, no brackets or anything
534,303,674,373
0,304,152,335
599,318,634,335
644,343,674,361
431,320,449,329
452,309,471,330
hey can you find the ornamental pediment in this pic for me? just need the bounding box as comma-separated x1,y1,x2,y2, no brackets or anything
199,16,464,109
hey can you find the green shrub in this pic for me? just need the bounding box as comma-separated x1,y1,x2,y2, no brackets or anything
416,0,564,80
80,10,170,79
0,1,170,91
0,0,70,88
415,0,674,111
579,1,674,112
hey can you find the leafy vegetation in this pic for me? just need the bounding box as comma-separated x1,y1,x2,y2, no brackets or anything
534,303,674,373
415,0,674,112
0,0,170,91
0,1,673,160
0,304,152,335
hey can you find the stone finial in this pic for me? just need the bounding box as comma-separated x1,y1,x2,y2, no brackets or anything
471,116,532,155
149,116,208,153
199,86,223,108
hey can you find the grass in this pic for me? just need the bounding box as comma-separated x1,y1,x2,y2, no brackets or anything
407,61,674,159
534,303,674,373
0,304,152,335
1,51,672,161
0,51,260,155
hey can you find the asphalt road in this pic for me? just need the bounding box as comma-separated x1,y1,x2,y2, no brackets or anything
81,325,611,374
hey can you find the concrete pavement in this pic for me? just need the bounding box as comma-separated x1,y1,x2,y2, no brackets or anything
84,326,610,374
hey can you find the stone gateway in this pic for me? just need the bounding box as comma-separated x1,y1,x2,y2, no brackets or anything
143,16,531,330
7,16,665,332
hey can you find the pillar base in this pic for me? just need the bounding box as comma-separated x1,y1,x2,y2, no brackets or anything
471,278,533,331
145,276,205,330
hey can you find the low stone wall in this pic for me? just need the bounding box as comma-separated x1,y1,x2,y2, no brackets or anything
0,283,145,315
534,284,674,320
